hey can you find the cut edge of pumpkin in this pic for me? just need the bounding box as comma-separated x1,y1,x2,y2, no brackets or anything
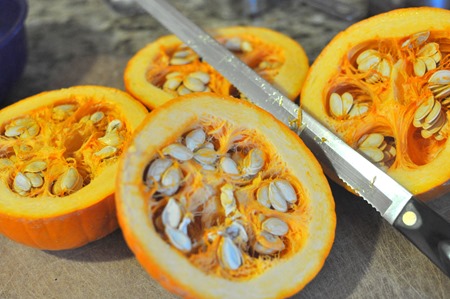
116,93,335,299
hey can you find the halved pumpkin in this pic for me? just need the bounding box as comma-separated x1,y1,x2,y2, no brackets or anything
0,85,147,250
124,26,309,109
116,93,335,298
301,7,450,196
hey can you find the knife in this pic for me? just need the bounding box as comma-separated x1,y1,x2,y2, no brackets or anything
134,0,450,276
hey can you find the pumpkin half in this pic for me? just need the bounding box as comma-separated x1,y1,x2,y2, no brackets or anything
301,7,450,196
124,26,309,109
116,93,336,299
0,85,147,250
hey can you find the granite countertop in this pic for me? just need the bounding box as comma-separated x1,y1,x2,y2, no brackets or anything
1,0,449,298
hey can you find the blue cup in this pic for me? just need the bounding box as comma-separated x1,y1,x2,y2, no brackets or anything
0,0,28,101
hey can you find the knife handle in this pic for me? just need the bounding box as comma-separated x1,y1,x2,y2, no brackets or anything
393,196,450,277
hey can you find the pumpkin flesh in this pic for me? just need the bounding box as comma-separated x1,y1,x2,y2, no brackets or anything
124,26,309,109
0,86,148,250
116,94,335,299
301,7,450,195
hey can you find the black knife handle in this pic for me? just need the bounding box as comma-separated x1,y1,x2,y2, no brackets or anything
393,196,450,277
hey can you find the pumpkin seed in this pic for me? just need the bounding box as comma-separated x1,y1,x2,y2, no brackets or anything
162,197,182,228
226,221,248,244
25,172,44,188
163,77,183,91
218,236,243,270
256,184,271,208
165,226,192,252
13,172,32,193
219,156,239,175
98,131,123,147
177,85,192,96
193,147,218,165
163,143,194,161
254,231,285,255
183,76,206,92
358,133,384,148
90,111,105,123
189,71,210,84
23,160,47,173
52,104,76,121
94,145,118,159
262,217,289,236
185,128,206,151
429,70,450,85
145,158,173,184
106,119,122,133
220,183,237,216
178,215,191,235
60,167,83,192
240,148,265,177
160,165,183,196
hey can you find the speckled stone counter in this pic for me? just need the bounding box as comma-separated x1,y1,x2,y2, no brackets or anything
1,1,449,298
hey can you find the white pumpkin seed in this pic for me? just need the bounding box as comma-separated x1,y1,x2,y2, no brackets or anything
240,148,265,177
163,143,194,161
162,197,182,228
218,236,243,270
262,217,289,236
146,158,173,184
13,172,32,192
94,145,118,159
220,183,236,216
256,184,271,208
185,128,206,151
165,226,192,252
219,156,239,175
23,160,47,173
90,111,105,123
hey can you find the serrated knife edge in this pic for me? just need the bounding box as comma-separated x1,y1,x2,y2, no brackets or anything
135,0,450,276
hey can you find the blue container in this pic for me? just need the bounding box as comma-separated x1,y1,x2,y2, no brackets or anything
0,0,28,101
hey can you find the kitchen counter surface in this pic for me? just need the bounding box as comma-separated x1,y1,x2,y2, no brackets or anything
1,0,449,298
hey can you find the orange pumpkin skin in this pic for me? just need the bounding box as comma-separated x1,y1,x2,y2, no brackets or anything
301,7,450,196
124,26,309,109
0,86,148,250
116,93,336,299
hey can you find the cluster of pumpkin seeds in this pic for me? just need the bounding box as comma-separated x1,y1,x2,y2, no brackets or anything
0,99,128,197
326,30,450,170
149,35,284,99
144,118,304,279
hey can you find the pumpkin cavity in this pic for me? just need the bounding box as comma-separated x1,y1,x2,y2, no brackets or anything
323,30,450,171
0,98,130,198
146,34,285,100
142,115,307,281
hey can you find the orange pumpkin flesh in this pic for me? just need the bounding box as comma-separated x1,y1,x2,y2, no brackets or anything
0,86,147,250
124,26,309,109
116,93,335,299
301,7,450,196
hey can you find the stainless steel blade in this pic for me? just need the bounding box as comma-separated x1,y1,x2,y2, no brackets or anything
134,0,413,224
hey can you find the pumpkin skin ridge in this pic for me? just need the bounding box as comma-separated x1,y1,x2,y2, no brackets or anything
124,26,309,109
116,93,335,299
301,7,450,195
0,85,148,250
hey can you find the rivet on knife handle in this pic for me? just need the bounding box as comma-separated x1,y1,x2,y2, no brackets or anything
393,196,450,276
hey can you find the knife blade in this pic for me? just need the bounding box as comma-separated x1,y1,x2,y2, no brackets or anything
134,0,450,276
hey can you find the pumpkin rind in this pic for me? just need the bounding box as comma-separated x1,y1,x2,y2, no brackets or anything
116,93,335,299
301,7,450,195
0,85,148,250
124,26,309,109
